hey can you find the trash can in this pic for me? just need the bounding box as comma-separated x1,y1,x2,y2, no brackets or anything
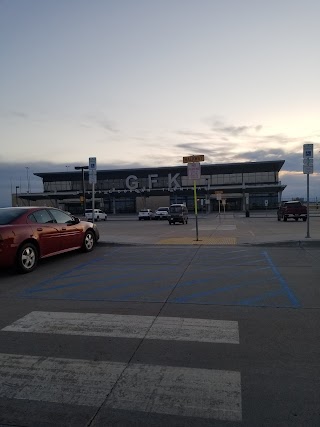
245,210,250,217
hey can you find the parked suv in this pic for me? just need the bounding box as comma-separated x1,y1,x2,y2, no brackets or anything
168,204,188,225
85,209,107,221
154,207,169,220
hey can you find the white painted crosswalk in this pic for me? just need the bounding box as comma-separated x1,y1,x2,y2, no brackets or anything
2,311,240,344
0,353,125,407
0,311,242,422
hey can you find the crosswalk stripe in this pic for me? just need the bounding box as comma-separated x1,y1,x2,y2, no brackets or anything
0,353,125,407
105,363,242,421
2,311,239,344
0,353,241,422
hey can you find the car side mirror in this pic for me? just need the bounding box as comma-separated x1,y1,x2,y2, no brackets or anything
72,216,80,224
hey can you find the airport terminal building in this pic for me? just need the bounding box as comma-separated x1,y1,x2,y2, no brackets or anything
16,160,286,214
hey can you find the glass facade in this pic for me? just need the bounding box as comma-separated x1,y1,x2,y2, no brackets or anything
44,171,278,193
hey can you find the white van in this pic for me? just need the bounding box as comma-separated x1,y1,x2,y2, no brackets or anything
85,209,107,221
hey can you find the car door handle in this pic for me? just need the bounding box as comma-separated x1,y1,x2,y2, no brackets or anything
37,227,43,231
62,228,67,231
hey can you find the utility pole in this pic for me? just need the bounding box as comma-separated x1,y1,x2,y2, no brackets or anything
74,165,89,216
15,186,19,206
25,167,31,193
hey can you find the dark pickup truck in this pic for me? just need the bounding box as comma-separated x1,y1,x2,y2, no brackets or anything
277,201,308,222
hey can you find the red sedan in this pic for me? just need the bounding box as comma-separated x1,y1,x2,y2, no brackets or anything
0,207,100,273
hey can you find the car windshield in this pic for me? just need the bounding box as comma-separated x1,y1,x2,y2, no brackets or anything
0,208,29,225
170,206,183,213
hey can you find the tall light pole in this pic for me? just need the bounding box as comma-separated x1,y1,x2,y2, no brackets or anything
206,178,210,214
75,165,88,216
15,186,19,206
25,167,30,193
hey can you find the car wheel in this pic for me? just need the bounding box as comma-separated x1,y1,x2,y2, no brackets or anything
82,230,95,252
169,221,172,225
295,218,298,221
104,216,107,221
283,217,287,221
16,242,38,273
303,217,307,222
277,216,281,221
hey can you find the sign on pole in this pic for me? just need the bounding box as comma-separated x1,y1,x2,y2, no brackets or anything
183,154,205,241
89,157,97,184
187,162,201,180
183,155,204,163
303,144,313,159
303,144,313,175
89,157,97,223
303,144,313,238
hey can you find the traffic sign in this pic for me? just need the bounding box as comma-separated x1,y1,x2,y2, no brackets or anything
303,144,313,159
89,157,97,170
89,157,97,183
89,170,97,184
183,155,204,163
303,156,313,174
187,162,201,180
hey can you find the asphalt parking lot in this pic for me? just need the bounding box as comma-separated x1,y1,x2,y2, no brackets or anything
0,212,319,426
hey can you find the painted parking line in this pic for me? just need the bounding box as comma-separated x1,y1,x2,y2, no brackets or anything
2,311,239,344
0,353,241,422
16,248,300,308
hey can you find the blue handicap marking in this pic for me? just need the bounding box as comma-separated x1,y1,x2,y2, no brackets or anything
18,248,300,308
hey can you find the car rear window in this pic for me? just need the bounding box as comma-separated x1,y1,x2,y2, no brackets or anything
284,202,301,206
0,208,29,225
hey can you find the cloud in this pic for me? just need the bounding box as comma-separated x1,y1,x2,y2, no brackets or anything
82,113,119,133
0,110,29,119
211,121,263,136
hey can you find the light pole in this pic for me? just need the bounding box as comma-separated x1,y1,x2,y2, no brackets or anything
15,186,19,206
25,167,30,193
206,178,210,214
75,166,88,216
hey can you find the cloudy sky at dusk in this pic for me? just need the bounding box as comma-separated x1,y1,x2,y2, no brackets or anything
1,0,319,206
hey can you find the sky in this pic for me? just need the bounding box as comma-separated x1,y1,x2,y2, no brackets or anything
1,0,319,207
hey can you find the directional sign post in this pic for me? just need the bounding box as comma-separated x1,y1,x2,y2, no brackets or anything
89,157,97,223
303,144,313,238
184,155,204,241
